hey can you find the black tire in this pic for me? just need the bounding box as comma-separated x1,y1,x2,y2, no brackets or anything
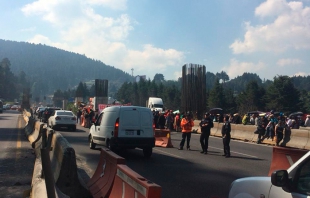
72,126,76,132
143,147,152,158
106,139,115,151
89,136,96,149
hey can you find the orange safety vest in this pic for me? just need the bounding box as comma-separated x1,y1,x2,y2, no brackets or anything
181,118,194,132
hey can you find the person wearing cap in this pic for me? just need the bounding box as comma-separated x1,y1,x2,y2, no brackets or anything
178,113,194,150
221,115,231,157
199,112,213,154
304,115,310,127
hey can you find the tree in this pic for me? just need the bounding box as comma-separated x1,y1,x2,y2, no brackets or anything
76,82,84,97
153,73,165,83
208,78,225,109
236,80,265,114
0,58,18,100
53,89,64,107
216,71,229,83
265,76,302,114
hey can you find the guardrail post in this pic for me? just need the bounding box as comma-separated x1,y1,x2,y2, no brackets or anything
47,128,54,150
40,127,56,198
41,148,56,198
41,127,47,148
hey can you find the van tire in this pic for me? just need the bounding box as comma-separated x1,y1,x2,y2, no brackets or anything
89,136,96,149
106,139,115,151
143,147,152,158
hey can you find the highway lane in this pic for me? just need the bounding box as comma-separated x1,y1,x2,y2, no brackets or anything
0,110,35,197
59,124,273,198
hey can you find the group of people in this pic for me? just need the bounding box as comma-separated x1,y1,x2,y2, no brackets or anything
76,106,99,128
176,112,232,158
253,111,310,146
152,110,183,131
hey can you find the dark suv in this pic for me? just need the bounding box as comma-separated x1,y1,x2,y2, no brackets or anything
41,107,61,123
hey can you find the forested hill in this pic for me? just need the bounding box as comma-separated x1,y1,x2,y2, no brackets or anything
0,39,133,96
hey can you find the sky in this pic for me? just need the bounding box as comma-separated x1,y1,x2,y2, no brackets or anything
0,0,310,81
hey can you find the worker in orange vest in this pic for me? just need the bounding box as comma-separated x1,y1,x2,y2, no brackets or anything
178,112,194,150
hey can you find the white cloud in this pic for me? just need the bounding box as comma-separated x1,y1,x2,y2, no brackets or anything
122,44,185,74
21,0,185,80
221,59,266,79
291,72,310,77
174,70,182,80
230,0,310,54
277,58,303,66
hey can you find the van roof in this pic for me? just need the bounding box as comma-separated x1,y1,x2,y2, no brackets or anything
104,105,150,111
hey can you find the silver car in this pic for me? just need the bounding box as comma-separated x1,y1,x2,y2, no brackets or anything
48,110,77,131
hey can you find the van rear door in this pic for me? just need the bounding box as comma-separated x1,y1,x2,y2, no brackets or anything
118,107,153,138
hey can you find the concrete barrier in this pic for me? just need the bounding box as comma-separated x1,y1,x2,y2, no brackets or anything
28,121,44,148
194,120,310,149
22,108,91,198
31,157,70,198
49,130,91,198
24,117,36,137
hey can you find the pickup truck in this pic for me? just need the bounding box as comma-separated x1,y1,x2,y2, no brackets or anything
229,150,310,198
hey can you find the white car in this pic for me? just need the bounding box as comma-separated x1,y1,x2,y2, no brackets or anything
229,150,310,198
48,110,77,131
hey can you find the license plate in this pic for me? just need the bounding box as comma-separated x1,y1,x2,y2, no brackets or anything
125,131,134,135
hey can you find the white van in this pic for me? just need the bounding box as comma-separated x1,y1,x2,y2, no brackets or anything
88,106,155,157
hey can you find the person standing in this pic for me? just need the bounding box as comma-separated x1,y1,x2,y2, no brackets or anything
221,115,231,158
199,112,213,154
76,107,82,124
153,111,159,129
88,108,95,128
304,115,310,127
158,112,166,129
255,114,264,144
275,120,285,146
178,113,194,150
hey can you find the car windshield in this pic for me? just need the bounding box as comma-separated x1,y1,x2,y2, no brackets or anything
57,112,73,116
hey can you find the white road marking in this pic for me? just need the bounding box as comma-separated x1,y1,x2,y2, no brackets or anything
172,133,259,158
153,148,184,159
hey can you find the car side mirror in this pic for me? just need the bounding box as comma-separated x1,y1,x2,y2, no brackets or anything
271,170,289,187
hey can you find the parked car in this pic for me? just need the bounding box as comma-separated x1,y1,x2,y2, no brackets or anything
48,110,76,131
10,105,20,110
5,104,12,110
41,107,61,123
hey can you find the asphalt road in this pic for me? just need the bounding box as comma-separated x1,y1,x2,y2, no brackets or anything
0,110,273,198
59,123,273,198
0,110,34,198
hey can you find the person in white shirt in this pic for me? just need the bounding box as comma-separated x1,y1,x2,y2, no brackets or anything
304,115,310,127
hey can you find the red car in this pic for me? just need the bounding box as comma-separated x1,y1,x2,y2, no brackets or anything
10,105,20,110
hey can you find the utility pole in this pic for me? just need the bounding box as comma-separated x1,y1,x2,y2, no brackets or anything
131,68,134,77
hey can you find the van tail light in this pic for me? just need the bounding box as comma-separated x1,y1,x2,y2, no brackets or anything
55,116,61,120
71,117,76,121
152,121,155,136
114,118,119,137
